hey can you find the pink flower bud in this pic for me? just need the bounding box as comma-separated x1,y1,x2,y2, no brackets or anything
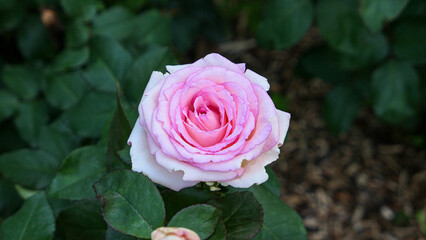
151,227,201,240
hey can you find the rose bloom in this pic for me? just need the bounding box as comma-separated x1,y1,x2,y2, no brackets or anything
151,227,200,240
128,53,290,191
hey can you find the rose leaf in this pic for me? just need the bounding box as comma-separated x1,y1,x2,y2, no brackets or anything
93,170,165,238
0,149,60,189
167,204,220,240
208,191,263,240
57,199,107,239
250,185,307,240
0,193,55,240
48,146,107,200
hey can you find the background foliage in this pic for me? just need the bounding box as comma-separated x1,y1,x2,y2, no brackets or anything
0,0,424,239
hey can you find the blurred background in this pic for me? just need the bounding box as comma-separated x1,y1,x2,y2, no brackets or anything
0,0,425,239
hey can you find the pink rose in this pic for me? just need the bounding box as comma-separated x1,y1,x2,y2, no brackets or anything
151,227,200,240
128,53,290,191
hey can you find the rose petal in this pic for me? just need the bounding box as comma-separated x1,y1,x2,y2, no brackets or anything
192,53,244,74
277,110,291,146
151,142,243,182
222,145,280,188
244,69,270,91
128,118,197,191
166,64,191,74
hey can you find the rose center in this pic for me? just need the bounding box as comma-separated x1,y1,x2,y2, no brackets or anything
189,96,222,131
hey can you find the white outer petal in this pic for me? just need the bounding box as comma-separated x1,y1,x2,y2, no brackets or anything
277,110,291,146
222,146,280,188
166,64,191,74
245,69,270,91
144,71,167,94
128,119,197,191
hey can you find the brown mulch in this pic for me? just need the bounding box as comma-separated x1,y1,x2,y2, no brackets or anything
189,27,426,240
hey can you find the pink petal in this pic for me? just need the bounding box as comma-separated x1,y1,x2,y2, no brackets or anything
192,53,244,74
128,118,197,191
236,63,246,72
154,148,242,182
244,69,270,91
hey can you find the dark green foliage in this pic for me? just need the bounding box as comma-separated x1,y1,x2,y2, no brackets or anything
371,60,421,127
293,0,425,132
208,192,263,240
93,170,165,238
251,185,307,240
256,0,313,49
0,193,55,240
57,200,107,239
48,146,107,200
168,204,221,239
0,149,60,189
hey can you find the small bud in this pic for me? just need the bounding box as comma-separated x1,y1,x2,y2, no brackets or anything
151,227,200,240
205,181,215,186
220,182,229,187
210,186,220,191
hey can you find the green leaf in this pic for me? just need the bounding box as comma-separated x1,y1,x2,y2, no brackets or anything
51,47,89,72
60,0,97,21
209,192,263,240
206,219,226,240
119,0,147,12
130,10,172,46
0,193,55,240
317,0,388,69
14,101,48,147
46,71,89,110
0,149,60,189
93,170,165,238
106,95,132,170
14,185,40,200
0,90,19,122
161,188,216,223
83,60,117,92
0,177,23,218
298,47,348,84
0,0,25,31
69,91,116,138
17,16,55,60
38,125,80,160
2,65,41,100
57,200,107,240
264,167,280,197
359,0,409,33
93,6,136,40
124,46,176,102
392,19,426,65
117,146,131,165
400,0,426,19
371,60,421,126
323,85,361,134
256,0,313,49
105,227,138,240
90,35,132,83
48,146,106,200
48,198,72,218
0,120,26,153
168,204,220,240
250,185,307,240
65,19,90,48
